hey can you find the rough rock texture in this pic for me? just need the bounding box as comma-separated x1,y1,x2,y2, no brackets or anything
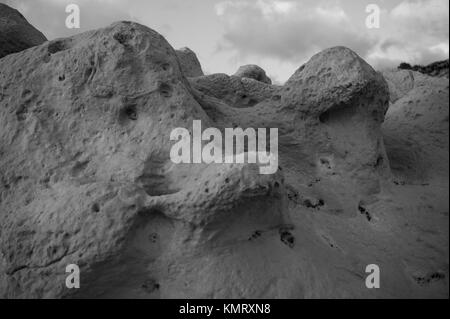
382,69,449,184
0,3,47,59
234,64,272,84
190,73,280,108
175,47,203,77
0,20,448,299
378,70,449,297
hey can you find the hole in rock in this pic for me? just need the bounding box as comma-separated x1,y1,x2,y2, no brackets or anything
21,89,32,99
375,155,384,168
248,230,262,241
413,271,445,286
16,104,28,121
161,63,171,71
158,83,173,98
272,95,281,101
120,104,138,121
91,203,100,213
136,156,180,196
48,40,68,54
142,279,160,294
280,230,295,248
319,110,330,123
84,67,94,80
358,204,372,222
148,233,158,243
302,198,325,209
319,158,332,170
113,32,133,46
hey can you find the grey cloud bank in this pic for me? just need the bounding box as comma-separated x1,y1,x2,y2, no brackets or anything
215,0,449,73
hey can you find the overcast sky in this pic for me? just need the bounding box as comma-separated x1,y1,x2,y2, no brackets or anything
4,0,449,83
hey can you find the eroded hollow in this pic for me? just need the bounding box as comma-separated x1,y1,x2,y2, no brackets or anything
158,83,173,98
135,156,180,196
119,104,138,122
48,39,70,54
69,209,174,298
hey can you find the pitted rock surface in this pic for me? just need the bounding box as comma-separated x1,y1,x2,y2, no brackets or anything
0,20,448,298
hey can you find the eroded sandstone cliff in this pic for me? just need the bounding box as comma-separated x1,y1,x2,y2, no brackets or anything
0,17,448,298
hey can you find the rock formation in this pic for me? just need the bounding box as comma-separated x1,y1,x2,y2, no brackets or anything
234,64,272,84
382,69,449,184
175,47,204,77
0,3,47,59
0,17,448,298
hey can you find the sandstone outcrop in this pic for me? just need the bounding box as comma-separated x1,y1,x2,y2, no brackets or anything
175,47,204,77
191,46,391,213
234,64,272,84
0,3,47,59
382,69,449,184
0,19,448,299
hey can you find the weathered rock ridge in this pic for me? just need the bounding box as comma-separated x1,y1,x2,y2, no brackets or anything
382,69,449,184
0,3,47,59
0,19,448,298
234,64,272,84
175,47,204,78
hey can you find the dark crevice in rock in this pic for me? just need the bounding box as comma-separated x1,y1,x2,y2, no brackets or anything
413,271,446,286
159,82,173,98
358,204,372,222
279,229,295,248
48,39,69,55
120,104,138,122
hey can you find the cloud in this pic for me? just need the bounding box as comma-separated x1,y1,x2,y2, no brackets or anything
4,0,136,40
368,0,449,68
215,0,376,65
215,0,449,75
391,0,449,39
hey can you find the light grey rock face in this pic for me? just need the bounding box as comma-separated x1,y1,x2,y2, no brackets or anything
175,47,204,77
234,64,272,84
0,3,47,59
382,69,416,103
190,73,280,108
382,69,449,184
0,21,448,299
0,21,288,298
284,47,391,202
192,47,391,213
